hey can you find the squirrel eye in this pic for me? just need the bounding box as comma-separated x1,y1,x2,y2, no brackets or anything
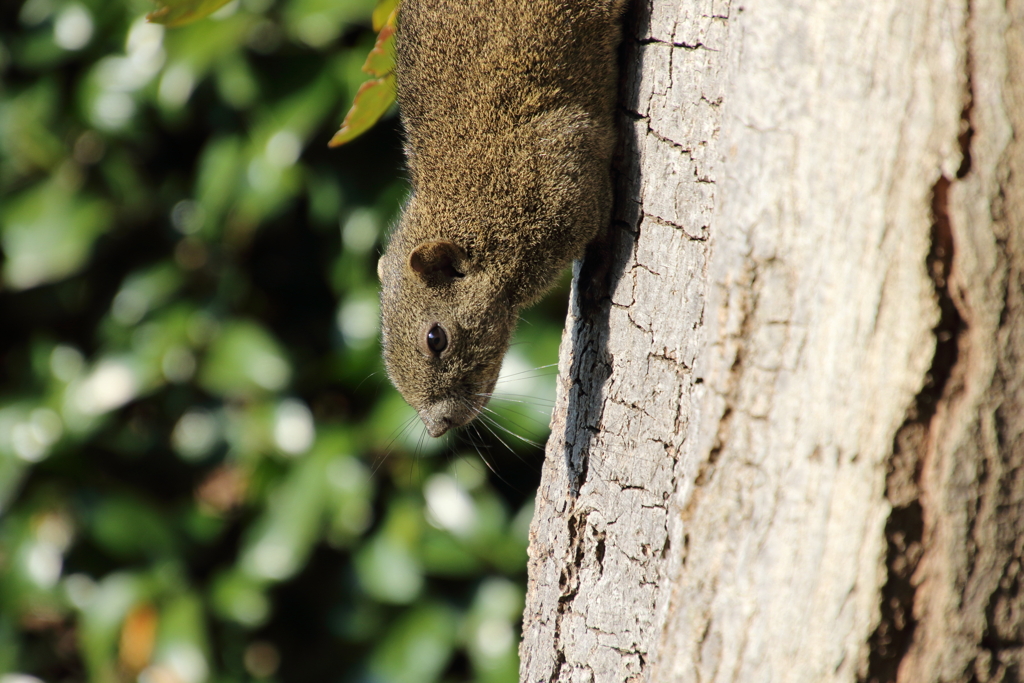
426,324,448,355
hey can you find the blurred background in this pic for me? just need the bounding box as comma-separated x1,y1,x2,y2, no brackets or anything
0,0,570,681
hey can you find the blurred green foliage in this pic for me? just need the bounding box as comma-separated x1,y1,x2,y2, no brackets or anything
0,1,567,682
147,0,236,28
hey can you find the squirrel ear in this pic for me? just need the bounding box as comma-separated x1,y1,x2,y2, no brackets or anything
408,240,467,285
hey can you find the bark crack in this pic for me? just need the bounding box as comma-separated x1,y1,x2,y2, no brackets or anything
861,171,967,683
549,510,593,683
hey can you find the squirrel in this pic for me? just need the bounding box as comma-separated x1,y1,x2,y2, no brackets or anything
377,0,626,437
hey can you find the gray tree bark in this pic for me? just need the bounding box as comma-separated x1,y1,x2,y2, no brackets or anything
519,0,1024,682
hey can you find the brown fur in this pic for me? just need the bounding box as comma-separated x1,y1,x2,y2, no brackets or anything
379,0,625,437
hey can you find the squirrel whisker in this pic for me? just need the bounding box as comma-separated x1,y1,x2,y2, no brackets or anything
477,406,546,450
475,392,556,406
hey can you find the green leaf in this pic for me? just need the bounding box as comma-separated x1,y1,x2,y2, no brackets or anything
0,81,64,176
329,5,398,146
1,180,112,290
328,74,396,147
355,498,424,604
109,262,184,327
146,0,235,27
151,592,211,680
368,603,457,683
372,0,400,32
198,321,292,397
195,135,244,230
77,573,145,683
91,497,178,560
356,533,423,603
210,570,270,626
362,23,395,78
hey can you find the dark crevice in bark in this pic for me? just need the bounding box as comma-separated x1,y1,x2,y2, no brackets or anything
558,512,587,601
957,64,975,179
864,497,924,683
547,651,567,683
981,560,1024,648
550,513,590,683
694,406,727,488
862,173,966,683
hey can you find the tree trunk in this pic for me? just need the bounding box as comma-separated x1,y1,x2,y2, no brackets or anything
519,0,1024,681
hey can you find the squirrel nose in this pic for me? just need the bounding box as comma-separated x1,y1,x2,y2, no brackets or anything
424,416,452,438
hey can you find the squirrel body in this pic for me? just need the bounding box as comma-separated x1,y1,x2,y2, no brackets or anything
379,0,625,437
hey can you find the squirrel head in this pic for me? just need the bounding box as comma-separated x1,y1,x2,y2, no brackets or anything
378,227,517,438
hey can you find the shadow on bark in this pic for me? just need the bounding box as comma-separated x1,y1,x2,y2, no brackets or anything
557,3,646,497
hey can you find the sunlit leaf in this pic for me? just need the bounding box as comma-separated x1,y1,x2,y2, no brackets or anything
199,321,292,397
77,573,145,683
195,135,244,230
0,454,28,515
463,579,523,679
355,498,423,604
329,5,397,146
0,180,112,290
109,262,184,327
239,445,335,582
328,74,396,147
368,603,457,683
210,570,270,626
146,0,235,27
372,0,400,32
149,593,211,683
362,24,395,78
